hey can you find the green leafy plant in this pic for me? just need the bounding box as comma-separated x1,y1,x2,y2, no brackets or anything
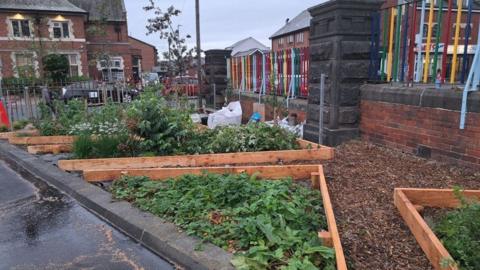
434,188,480,270
36,99,87,135
72,134,140,159
181,123,299,154
72,134,94,159
111,173,335,269
0,125,8,132
127,89,195,155
12,120,29,131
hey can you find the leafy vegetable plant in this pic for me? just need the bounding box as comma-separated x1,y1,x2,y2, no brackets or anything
434,189,480,270
111,173,336,269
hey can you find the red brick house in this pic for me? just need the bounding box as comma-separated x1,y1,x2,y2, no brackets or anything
0,0,157,82
270,9,311,52
128,36,158,74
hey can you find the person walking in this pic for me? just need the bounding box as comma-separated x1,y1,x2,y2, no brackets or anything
435,69,442,89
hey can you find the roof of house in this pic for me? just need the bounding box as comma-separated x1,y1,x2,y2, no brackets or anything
68,0,126,21
226,37,270,57
129,36,157,50
234,48,270,57
270,9,311,39
0,0,86,13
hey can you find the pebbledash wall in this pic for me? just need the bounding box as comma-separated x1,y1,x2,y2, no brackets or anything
360,84,480,167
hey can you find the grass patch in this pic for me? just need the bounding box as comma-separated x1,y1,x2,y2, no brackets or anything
111,173,335,269
434,189,480,270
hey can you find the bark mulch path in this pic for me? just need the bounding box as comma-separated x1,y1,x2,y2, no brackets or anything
323,140,480,270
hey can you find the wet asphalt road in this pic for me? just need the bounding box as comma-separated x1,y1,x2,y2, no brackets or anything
0,160,175,270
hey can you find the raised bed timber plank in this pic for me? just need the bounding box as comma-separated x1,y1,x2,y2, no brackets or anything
394,188,480,270
27,144,73,155
83,164,320,182
9,135,75,145
0,129,39,140
318,166,347,270
58,145,334,172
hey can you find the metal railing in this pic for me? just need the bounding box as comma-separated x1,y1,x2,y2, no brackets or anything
0,78,131,123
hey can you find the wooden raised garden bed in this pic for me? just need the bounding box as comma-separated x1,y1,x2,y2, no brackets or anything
103,164,347,269
27,144,73,155
58,140,334,172
9,135,74,145
394,188,480,270
0,129,39,140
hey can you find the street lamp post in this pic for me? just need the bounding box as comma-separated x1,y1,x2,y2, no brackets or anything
195,0,202,109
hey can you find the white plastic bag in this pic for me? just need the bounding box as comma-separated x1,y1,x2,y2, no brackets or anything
265,117,304,138
207,101,242,129
190,113,201,123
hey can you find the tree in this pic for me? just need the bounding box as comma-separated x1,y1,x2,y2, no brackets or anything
144,2,193,79
43,54,69,81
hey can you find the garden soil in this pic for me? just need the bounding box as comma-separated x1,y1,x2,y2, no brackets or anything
323,140,479,270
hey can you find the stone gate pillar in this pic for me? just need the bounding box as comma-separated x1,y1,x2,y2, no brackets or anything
303,0,382,146
204,49,231,109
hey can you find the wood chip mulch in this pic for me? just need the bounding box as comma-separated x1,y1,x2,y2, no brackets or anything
323,140,480,270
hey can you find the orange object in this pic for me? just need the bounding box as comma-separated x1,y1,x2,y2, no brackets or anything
0,100,10,128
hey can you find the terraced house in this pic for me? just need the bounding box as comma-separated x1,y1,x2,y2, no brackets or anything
0,0,157,82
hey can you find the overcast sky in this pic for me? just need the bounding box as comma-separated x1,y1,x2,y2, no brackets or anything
125,0,325,58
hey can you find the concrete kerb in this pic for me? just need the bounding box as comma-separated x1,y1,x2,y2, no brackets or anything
0,141,234,270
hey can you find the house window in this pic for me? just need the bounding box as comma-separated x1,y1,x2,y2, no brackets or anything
99,57,124,82
15,53,33,67
67,54,79,76
288,35,294,44
278,38,284,46
11,20,31,37
296,32,304,43
52,21,70,38
452,23,473,40
14,53,35,77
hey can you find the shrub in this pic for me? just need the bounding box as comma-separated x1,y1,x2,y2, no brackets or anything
0,125,8,132
43,54,69,81
127,90,195,155
111,173,335,269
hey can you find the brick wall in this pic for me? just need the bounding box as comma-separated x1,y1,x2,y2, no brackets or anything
272,29,310,52
128,37,157,72
0,12,88,78
360,84,480,167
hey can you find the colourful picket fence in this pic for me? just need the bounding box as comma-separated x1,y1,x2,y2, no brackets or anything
229,48,310,98
369,0,477,84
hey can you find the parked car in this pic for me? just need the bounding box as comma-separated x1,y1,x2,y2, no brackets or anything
61,81,140,103
143,72,160,86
